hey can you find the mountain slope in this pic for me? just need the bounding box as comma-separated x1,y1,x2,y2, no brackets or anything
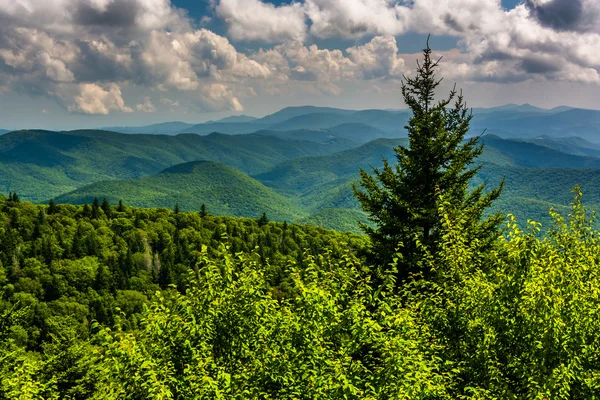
213,115,258,123
103,122,196,135
519,136,600,158
0,130,354,201
56,161,305,221
471,109,600,141
254,106,355,125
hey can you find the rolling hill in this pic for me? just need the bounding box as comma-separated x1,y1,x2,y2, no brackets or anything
103,121,196,135
50,135,600,232
56,161,305,222
521,136,600,158
0,130,354,202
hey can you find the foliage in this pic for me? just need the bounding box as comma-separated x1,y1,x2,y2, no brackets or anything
0,194,363,354
55,161,305,222
1,190,600,398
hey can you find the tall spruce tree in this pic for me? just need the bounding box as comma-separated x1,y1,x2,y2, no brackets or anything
101,198,112,219
353,39,503,280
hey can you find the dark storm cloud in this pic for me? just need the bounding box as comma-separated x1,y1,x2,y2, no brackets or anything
520,56,562,74
74,0,139,27
525,0,586,31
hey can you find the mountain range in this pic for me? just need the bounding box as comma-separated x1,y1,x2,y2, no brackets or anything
3,104,600,232
99,104,600,143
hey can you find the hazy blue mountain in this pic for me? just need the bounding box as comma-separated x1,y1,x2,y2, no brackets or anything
253,123,390,146
471,108,600,141
519,136,600,158
103,121,196,135
549,106,575,113
212,115,258,123
98,104,596,143
0,129,9,135
480,135,600,168
472,103,552,114
349,109,410,134
254,106,355,125
268,113,351,131
326,123,389,142
183,121,270,135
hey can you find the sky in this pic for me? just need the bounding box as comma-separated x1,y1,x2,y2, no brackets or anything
0,0,599,130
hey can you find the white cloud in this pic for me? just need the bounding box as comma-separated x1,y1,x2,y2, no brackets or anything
197,84,243,112
1,0,599,116
136,96,156,112
216,0,600,85
68,83,132,114
255,35,409,89
216,0,306,43
160,97,179,107
0,0,271,113
347,36,405,79
304,0,408,39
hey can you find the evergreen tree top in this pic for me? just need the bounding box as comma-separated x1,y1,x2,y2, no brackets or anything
353,38,504,281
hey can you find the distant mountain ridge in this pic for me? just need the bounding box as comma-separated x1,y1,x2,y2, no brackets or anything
97,104,600,143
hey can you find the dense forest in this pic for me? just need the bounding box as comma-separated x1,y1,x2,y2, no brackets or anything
2,189,600,398
0,194,363,349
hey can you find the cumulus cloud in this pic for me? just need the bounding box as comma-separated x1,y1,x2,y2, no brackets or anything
199,84,244,112
216,0,306,42
68,83,132,114
136,96,156,112
1,0,599,115
0,0,271,114
215,0,600,85
255,35,408,88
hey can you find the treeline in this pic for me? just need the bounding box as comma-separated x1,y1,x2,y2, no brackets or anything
0,194,364,351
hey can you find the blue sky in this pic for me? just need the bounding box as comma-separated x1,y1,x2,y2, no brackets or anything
0,0,598,130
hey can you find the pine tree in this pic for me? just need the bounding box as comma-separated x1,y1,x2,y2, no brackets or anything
200,204,207,218
11,192,19,203
353,38,503,280
258,212,269,227
92,197,101,219
101,198,112,219
82,203,92,219
117,200,125,212
48,199,58,215
174,203,180,215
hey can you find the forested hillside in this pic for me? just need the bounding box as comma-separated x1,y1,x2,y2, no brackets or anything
0,130,351,202
3,127,598,232
56,161,305,222
0,194,363,352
